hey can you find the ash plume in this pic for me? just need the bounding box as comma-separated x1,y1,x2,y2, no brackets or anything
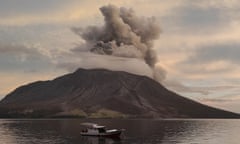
72,4,166,82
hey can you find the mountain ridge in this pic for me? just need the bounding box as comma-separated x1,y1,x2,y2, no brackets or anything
0,68,239,118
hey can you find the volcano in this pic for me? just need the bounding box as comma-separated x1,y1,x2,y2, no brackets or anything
0,68,239,118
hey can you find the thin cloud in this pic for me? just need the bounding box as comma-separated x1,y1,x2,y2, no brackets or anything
0,1,98,26
55,52,154,78
163,80,237,95
183,43,240,64
200,95,240,113
0,44,53,73
161,2,234,35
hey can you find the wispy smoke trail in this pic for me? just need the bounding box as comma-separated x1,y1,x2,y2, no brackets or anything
72,4,166,82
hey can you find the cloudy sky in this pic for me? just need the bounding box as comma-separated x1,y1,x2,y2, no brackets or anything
0,0,240,113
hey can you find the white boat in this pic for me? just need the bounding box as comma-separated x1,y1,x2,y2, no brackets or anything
80,123,124,138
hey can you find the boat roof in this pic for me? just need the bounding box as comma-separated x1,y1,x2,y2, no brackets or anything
81,123,105,128
93,125,105,128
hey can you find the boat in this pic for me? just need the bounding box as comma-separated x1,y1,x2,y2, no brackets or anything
80,123,124,138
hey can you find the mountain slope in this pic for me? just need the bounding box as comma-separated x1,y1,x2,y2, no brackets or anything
0,68,239,118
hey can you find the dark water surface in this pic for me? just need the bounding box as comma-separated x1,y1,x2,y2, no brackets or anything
0,119,239,144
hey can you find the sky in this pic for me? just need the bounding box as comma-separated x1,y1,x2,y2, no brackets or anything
0,0,240,113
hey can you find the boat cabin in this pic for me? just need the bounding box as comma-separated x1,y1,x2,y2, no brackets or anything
81,123,107,135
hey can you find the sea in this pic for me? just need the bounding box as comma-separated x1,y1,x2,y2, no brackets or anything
0,119,239,144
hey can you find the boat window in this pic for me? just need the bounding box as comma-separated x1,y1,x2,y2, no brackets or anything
98,128,106,133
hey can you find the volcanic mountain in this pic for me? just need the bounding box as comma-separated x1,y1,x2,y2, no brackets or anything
0,68,239,118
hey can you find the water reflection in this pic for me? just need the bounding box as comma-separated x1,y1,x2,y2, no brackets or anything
80,136,122,144
0,120,66,144
0,119,239,144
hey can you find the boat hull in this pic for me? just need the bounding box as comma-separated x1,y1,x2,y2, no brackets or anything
81,130,122,138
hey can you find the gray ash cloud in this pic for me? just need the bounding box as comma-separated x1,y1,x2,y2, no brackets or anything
71,4,166,82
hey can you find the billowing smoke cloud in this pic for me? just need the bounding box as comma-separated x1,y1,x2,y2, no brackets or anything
71,4,166,82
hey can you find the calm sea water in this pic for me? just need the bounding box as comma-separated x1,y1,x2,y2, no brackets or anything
0,119,239,144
